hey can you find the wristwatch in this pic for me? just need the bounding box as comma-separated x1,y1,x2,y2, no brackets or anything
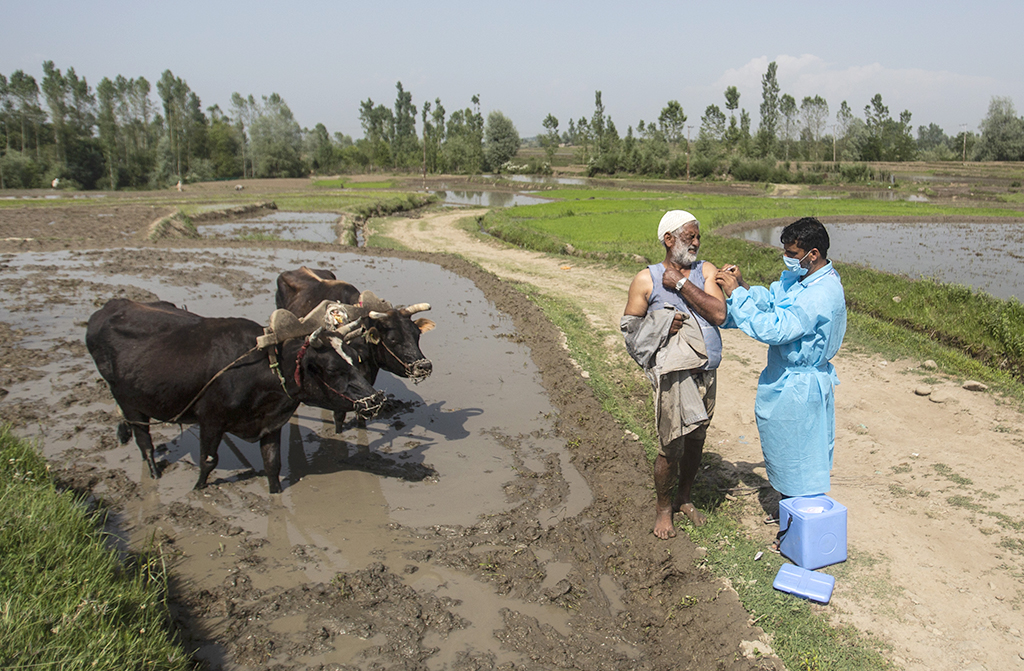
675,276,687,292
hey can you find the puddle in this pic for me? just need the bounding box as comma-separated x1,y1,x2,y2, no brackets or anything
432,189,552,207
484,174,587,186
198,211,341,243
735,221,1024,299
3,247,591,526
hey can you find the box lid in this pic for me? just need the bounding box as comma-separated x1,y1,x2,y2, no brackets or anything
772,563,835,604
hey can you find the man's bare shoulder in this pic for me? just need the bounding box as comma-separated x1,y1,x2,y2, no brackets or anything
629,266,654,288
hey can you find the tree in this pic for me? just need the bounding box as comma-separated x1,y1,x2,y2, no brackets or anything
358,97,394,172
975,96,1024,161
207,104,241,178
308,122,335,174
779,94,798,160
8,71,43,155
484,110,520,171
756,61,780,157
391,81,418,169
657,100,687,150
157,70,207,181
800,95,829,160
540,113,559,163
249,93,304,177
443,95,484,174
231,92,258,178
723,86,742,150
696,104,729,143
835,101,854,159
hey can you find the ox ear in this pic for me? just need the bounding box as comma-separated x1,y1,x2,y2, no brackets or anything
415,318,436,334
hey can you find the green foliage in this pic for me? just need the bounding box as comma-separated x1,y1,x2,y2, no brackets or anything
0,150,43,188
0,426,194,670
987,298,1024,360
484,110,521,171
975,96,1024,161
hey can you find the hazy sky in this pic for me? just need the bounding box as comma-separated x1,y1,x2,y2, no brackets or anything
3,1,1021,140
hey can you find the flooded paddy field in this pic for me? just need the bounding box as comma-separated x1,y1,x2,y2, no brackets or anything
0,203,776,670
727,216,1024,300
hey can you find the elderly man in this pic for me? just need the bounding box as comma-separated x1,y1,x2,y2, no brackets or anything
715,217,846,545
622,210,726,539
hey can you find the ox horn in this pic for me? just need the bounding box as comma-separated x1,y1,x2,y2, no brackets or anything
400,303,431,316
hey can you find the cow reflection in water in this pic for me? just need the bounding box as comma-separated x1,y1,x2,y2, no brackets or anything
85,298,384,493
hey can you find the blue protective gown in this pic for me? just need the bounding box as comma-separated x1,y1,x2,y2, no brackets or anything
722,262,847,496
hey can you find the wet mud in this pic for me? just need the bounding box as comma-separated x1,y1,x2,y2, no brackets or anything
0,205,781,670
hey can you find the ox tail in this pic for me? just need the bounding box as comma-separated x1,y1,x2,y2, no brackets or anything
117,421,132,444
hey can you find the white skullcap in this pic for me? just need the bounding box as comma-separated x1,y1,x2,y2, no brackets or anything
657,210,698,242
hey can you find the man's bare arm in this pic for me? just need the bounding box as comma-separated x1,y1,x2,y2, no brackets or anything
662,263,727,325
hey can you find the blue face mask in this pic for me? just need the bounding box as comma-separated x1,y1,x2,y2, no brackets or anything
783,250,811,277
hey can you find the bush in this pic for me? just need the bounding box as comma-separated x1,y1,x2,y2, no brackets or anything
839,163,873,182
728,158,774,183
988,298,1024,360
689,154,720,179
0,151,43,189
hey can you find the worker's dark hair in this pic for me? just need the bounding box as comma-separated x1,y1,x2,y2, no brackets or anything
780,217,829,259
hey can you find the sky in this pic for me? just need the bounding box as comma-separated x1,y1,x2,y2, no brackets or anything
3,1,1022,141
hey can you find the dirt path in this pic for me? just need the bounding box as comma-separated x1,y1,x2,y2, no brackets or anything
390,208,1024,671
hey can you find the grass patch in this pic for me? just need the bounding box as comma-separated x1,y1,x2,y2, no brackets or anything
685,507,895,670
933,463,974,486
0,425,193,670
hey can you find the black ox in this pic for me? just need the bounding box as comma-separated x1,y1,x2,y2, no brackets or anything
275,266,435,429
85,298,385,493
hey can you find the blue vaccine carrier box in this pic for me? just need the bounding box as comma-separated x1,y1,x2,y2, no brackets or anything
778,495,847,570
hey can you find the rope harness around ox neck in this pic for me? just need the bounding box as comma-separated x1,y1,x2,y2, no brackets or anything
292,335,364,407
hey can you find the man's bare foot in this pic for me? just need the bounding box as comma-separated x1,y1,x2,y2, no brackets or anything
653,508,677,539
677,503,707,527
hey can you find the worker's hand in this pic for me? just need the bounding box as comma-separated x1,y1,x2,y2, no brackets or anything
719,264,745,286
715,267,740,298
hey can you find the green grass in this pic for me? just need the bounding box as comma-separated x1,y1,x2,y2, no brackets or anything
479,190,1024,400
0,425,194,670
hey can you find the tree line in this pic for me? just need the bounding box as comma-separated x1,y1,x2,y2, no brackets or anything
1,59,1022,190
0,62,523,190
536,62,1024,181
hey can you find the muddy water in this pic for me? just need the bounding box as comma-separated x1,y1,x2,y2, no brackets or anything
1,246,594,667
739,221,1024,299
198,211,343,243
432,188,552,207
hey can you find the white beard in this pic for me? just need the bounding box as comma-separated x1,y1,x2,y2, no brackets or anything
672,246,697,267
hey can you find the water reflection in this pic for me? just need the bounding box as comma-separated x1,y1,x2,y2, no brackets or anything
738,221,1024,300
434,189,551,207
483,174,587,186
847,191,930,202
198,211,340,242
